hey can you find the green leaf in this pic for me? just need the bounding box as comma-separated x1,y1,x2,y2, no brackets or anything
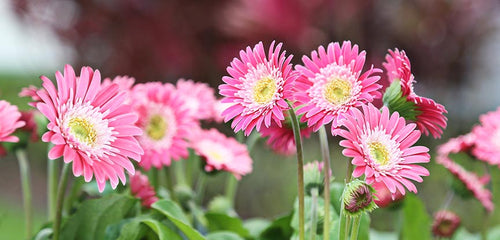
452,227,480,240
206,232,245,240
205,212,250,238
358,213,371,240
330,182,344,214
401,194,431,240
260,213,294,240
243,218,271,238
142,219,182,240
152,200,205,240
60,194,137,240
488,226,500,240
291,196,338,237
369,230,397,240
382,80,420,121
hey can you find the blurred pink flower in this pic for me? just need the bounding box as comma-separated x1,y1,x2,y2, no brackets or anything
436,133,475,156
471,107,500,166
130,171,158,208
295,41,382,134
371,181,404,208
432,210,461,238
176,79,217,121
219,41,297,135
19,85,43,107
191,128,252,179
37,65,143,192
0,100,25,142
260,117,313,156
337,104,430,197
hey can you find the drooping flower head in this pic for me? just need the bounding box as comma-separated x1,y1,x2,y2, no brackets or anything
130,171,158,208
0,100,25,142
36,65,143,192
176,79,217,121
191,128,252,179
338,104,430,197
294,41,382,134
431,210,461,238
471,107,500,166
219,41,298,135
383,49,448,138
436,133,475,157
131,82,194,170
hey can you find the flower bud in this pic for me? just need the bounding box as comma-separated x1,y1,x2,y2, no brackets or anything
304,161,332,196
431,210,461,238
342,180,377,217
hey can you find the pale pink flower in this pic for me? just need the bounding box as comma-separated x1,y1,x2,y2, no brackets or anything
19,85,43,107
219,41,298,135
471,107,500,166
37,65,143,192
383,49,448,138
130,171,158,208
0,100,25,142
436,133,475,156
102,76,135,104
212,99,232,123
260,118,313,155
176,79,217,121
295,41,382,134
191,128,252,179
337,104,430,197
432,210,461,238
131,82,194,170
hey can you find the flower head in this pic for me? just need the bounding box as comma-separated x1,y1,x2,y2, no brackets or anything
471,107,500,165
0,100,25,142
337,104,430,197
303,160,331,195
431,210,461,238
130,171,158,208
19,85,44,107
371,181,404,208
131,82,194,170
176,79,217,121
191,128,252,179
342,179,377,217
219,41,297,135
36,65,143,192
295,41,382,134
383,49,447,138
436,133,475,156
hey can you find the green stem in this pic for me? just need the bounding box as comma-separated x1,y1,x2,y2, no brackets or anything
47,144,58,221
481,211,490,240
349,216,361,240
195,173,207,204
65,177,84,214
53,163,71,240
287,101,305,240
310,188,319,240
165,167,176,201
319,126,332,239
246,131,260,152
346,161,353,183
225,174,238,207
339,202,348,240
174,160,187,186
185,150,196,187
149,168,159,191
16,149,32,239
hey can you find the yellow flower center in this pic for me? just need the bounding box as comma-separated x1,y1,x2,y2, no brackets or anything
324,78,351,105
253,77,277,104
68,117,97,145
369,142,390,166
146,115,167,141
207,150,225,163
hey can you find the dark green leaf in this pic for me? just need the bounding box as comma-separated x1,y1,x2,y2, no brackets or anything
260,213,293,240
206,232,245,240
401,194,431,240
152,200,205,240
330,182,344,214
142,219,182,240
205,212,250,238
243,218,271,238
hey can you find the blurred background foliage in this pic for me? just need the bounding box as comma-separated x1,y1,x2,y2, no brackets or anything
1,0,500,239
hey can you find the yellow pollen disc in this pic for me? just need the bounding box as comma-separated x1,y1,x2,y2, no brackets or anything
146,115,167,141
369,142,390,166
253,77,277,104
324,78,352,105
207,150,225,163
68,117,97,145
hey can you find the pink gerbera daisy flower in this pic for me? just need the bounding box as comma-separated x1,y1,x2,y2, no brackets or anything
436,133,475,157
19,85,44,107
131,82,194,170
337,103,430,196
0,100,25,142
191,128,252,179
219,41,297,135
260,116,313,155
471,107,500,166
383,49,448,138
130,171,158,208
176,79,217,121
294,41,382,133
432,210,461,238
36,65,143,192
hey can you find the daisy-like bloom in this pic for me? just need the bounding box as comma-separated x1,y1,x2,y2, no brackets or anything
431,210,461,238
0,100,25,142
338,104,430,197
130,171,158,208
294,41,382,133
436,133,475,157
219,41,298,135
191,128,252,179
131,82,194,170
212,99,232,123
471,107,500,166
36,65,143,192
176,79,217,121
371,181,404,208
436,154,493,212
259,114,313,155
383,49,448,138
102,76,135,104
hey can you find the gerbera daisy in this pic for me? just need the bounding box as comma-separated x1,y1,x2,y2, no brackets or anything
471,107,500,166
131,82,194,170
130,171,158,208
19,85,43,107
259,115,313,155
219,41,297,135
176,79,217,121
337,103,430,196
0,100,25,142
36,65,143,192
191,128,252,179
383,49,448,138
431,210,461,238
436,133,475,157
371,181,404,208
294,41,382,133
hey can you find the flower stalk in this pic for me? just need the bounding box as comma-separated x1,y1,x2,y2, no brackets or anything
349,216,362,240
16,149,32,239
318,126,332,239
53,163,71,240
47,144,58,221
310,188,319,240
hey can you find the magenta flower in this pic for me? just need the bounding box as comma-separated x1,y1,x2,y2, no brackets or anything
131,82,194,170
260,118,313,156
191,128,252,179
471,107,500,166
219,41,297,135
19,85,43,107
295,41,382,133
432,210,461,238
36,65,143,192
0,100,25,142
130,171,158,208
337,104,430,197
176,79,217,121
383,49,448,138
